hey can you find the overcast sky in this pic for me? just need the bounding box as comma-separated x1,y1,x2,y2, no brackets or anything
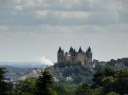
0,0,128,64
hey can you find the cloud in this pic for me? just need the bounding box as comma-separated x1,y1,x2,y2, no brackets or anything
0,0,128,26
0,25,9,31
15,5,23,10
36,56,53,65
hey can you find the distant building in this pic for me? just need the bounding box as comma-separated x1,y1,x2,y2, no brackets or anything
54,76,59,82
57,46,93,67
4,78,14,86
66,76,72,81
92,59,99,67
4,78,13,83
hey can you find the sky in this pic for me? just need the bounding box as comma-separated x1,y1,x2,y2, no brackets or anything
0,0,128,65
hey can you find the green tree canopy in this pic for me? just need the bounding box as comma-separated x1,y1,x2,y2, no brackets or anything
54,85,70,95
35,69,57,95
106,92,119,95
74,83,91,95
13,78,36,95
92,67,128,95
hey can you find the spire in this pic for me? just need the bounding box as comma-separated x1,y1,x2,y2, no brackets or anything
78,47,82,52
69,46,73,52
87,46,92,53
58,47,62,53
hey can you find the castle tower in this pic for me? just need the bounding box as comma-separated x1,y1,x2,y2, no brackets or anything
69,46,74,55
87,46,92,58
57,47,64,62
86,47,92,67
76,47,86,65
68,47,74,61
78,47,82,52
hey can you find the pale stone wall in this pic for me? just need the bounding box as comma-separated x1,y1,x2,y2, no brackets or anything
76,52,86,65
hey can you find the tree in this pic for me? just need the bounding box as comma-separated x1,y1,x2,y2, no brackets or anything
92,71,103,88
91,87,102,95
13,78,36,95
93,64,103,72
102,76,115,94
0,67,12,95
74,83,91,95
54,85,70,95
92,67,128,95
103,67,114,77
114,68,128,95
35,69,57,95
92,67,114,89
106,92,119,95
107,59,116,66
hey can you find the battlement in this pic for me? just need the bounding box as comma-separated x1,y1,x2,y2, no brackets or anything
57,47,93,67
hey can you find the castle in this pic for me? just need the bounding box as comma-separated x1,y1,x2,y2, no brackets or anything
57,46,93,67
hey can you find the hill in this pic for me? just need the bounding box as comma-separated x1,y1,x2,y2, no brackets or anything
0,62,46,68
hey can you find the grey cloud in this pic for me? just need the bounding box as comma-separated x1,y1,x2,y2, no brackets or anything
119,12,128,23
0,11,122,26
0,0,128,26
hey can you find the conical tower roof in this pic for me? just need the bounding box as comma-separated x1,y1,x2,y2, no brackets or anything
87,46,92,53
69,46,73,52
58,47,62,52
78,47,82,52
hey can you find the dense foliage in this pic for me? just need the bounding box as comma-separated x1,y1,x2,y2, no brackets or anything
62,65,92,84
54,61,82,68
35,69,57,95
11,67,128,95
91,67,128,95
1,57,128,95
13,78,36,95
53,61,93,84
107,58,128,66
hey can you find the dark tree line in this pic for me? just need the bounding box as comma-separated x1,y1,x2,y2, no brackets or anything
0,67,12,95
107,58,128,66
91,67,128,95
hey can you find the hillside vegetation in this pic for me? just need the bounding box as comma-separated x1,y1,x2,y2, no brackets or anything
1,58,128,95
53,61,93,84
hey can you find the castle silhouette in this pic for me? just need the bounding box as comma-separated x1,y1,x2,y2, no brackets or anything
57,46,92,67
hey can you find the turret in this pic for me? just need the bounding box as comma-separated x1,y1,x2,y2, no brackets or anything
69,46,73,53
87,46,92,53
85,47,93,68
86,47,92,59
58,47,62,53
57,47,64,62
78,47,82,52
